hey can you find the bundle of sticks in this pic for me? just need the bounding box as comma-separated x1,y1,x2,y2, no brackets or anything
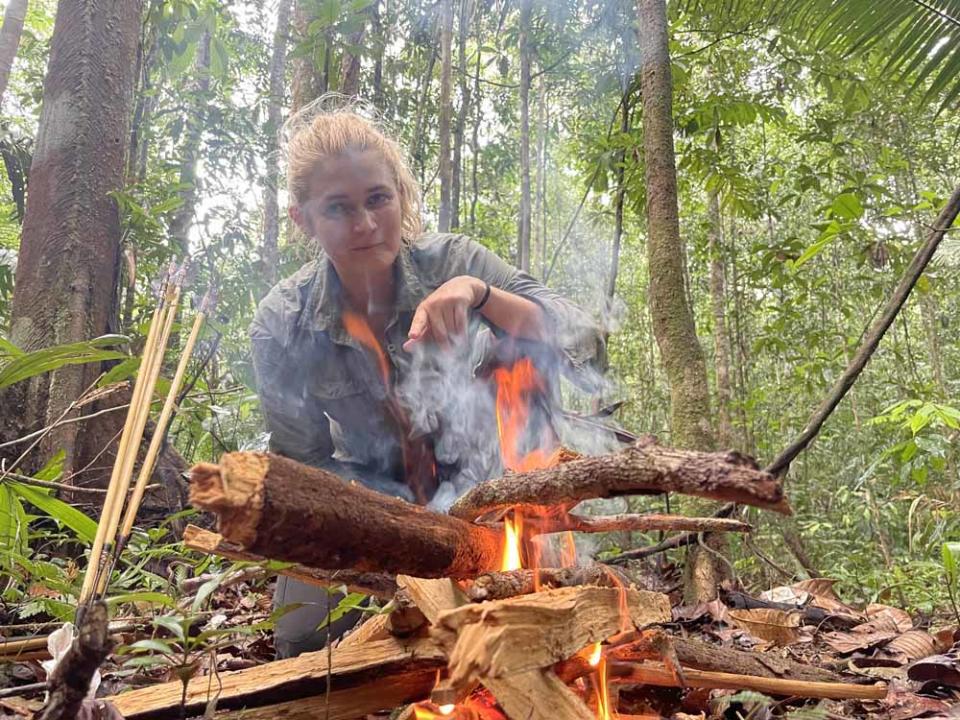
102,443,886,719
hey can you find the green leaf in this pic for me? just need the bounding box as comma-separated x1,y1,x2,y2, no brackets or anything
326,592,367,624
792,237,831,269
108,591,176,609
9,482,97,543
191,572,225,613
99,357,140,387
944,543,960,583
34,450,65,482
831,193,864,220
210,36,229,79
125,638,179,656
0,337,23,358
153,615,187,641
0,335,129,390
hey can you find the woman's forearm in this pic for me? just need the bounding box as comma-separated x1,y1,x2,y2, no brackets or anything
474,280,549,342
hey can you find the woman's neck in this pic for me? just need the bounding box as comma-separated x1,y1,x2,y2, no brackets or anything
335,262,396,319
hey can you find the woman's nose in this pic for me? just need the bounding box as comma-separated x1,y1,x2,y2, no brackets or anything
354,208,377,232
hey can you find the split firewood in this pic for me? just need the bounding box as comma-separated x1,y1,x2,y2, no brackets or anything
432,585,671,690
518,513,753,536
106,634,445,718
182,524,398,598
607,628,841,684
450,439,789,521
396,577,595,720
210,670,437,720
386,587,429,636
466,564,630,602
610,661,887,700
189,453,503,579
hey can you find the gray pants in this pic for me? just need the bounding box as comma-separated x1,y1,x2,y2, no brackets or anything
273,575,365,658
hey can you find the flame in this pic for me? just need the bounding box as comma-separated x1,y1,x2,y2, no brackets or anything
342,311,390,386
493,357,560,472
501,510,524,571
559,531,578,567
587,641,602,667
595,652,614,720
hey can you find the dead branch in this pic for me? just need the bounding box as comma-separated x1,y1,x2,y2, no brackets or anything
466,565,629,602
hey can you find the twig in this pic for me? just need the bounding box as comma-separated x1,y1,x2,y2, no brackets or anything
0,682,46,699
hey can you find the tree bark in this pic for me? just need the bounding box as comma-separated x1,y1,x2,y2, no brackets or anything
168,31,210,258
291,0,323,113
517,0,532,271
450,0,471,230
437,0,454,231
608,90,630,301
708,187,733,448
450,438,788,520
262,0,293,289
469,24,481,230
637,0,714,451
189,452,504,579
2,0,143,477
0,0,28,109
338,8,367,96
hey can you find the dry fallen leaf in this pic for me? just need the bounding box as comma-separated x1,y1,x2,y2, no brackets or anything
822,629,897,654
860,604,914,634
882,682,953,720
881,630,940,665
908,644,960,689
792,578,862,618
727,608,804,646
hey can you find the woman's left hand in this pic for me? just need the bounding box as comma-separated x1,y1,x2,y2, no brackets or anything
403,275,485,351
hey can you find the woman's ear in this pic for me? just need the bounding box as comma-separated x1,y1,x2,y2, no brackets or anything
288,204,308,234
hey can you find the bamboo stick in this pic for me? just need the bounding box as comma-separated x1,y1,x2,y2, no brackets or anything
116,294,208,545
78,275,171,606
92,280,182,597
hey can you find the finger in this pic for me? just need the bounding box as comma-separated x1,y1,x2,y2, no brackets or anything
428,307,449,348
404,306,430,352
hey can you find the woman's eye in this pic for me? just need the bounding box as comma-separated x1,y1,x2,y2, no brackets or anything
324,203,348,217
367,192,391,208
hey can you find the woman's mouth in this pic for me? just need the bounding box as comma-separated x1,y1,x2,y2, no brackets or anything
350,242,382,252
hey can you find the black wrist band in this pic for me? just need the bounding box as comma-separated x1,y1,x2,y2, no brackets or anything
472,281,491,311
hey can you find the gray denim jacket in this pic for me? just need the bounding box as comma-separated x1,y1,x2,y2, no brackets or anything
250,233,604,504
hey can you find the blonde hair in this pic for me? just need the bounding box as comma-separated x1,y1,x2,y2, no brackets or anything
283,95,422,243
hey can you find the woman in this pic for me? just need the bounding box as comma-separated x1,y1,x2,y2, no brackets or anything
251,103,604,656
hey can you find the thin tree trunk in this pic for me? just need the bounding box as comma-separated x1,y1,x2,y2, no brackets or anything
437,0,454,232
338,9,368,96
263,0,294,289
411,37,437,189
372,0,383,107
607,92,630,302
0,0,28,109
291,0,323,113
451,0,472,231
637,0,713,450
469,25,481,231
168,32,211,258
534,74,546,279
517,0,532,271
2,0,143,476
708,187,733,448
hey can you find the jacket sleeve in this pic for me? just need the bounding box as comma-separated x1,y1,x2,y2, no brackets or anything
250,313,335,468
457,237,606,386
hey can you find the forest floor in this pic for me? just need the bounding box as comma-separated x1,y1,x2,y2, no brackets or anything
1,560,958,719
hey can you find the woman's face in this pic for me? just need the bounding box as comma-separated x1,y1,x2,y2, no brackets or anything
290,148,403,276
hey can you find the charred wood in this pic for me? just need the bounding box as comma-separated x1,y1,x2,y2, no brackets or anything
466,565,630,602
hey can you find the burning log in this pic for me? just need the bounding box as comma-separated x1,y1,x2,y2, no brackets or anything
189,452,503,579
106,634,446,719
432,585,671,690
182,524,398,598
466,565,630,602
450,439,789,520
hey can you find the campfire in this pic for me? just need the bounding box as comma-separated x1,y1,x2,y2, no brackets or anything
104,357,885,719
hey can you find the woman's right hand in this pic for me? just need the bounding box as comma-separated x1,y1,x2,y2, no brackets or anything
402,275,485,351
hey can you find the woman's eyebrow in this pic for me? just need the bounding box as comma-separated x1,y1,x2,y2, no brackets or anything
367,184,390,193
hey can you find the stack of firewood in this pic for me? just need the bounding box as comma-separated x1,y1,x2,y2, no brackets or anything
105,442,887,719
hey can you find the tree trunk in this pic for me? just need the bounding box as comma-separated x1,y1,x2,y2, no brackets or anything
637,0,713,450
338,8,367,96
411,34,437,188
291,0,322,113
517,0,532,272
2,0,143,477
168,32,211,258
534,74,547,278
437,0,454,232
608,91,630,302
450,0,472,231
708,187,733,448
0,0,28,109
469,25,481,231
262,0,294,289
372,0,383,107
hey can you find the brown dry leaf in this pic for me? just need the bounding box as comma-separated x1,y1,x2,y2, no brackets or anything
882,682,953,720
934,627,960,652
727,608,803,646
908,644,960,689
792,578,861,617
863,604,914,633
26,583,59,599
882,630,940,665
823,629,897,654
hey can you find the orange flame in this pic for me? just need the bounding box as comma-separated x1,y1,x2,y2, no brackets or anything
342,311,390,387
501,511,523,572
493,357,560,472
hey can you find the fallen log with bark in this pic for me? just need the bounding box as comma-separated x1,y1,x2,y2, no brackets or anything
450,438,789,520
